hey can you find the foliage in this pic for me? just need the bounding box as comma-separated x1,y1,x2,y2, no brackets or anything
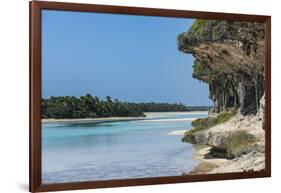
215,108,238,124
192,108,238,133
184,106,212,111
42,94,142,119
192,61,204,75
41,94,204,119
189,19,207,35
177,32,187,45
226,130,256,158
192,61,218,83
177,19,231,50
177,19,207,46
182,108,238,143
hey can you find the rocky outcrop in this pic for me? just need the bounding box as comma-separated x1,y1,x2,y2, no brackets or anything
178,20,266,173
178,20,265,115
186,109,264,153
189,111,265,173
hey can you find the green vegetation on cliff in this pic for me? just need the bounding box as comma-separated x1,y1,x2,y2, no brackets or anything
178,19,265,115
192,61,204,75
177,19,224,49
226,130,256,158
192,61,217,81
191,20,206,30
182,108,238,143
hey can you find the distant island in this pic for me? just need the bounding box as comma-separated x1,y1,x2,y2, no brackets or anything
42,93,211,119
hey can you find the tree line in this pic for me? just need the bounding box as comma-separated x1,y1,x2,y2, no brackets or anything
42,94,210,119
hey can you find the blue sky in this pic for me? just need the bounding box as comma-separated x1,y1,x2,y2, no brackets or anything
42,10,211,106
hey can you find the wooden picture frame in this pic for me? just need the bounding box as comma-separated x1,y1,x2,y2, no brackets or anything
30,1,271,192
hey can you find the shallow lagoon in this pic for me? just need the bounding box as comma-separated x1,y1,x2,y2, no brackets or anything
42,112,207,183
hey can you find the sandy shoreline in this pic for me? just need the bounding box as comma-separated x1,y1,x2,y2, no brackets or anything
42,117,145,124
188,145,228,174
167,130,187,135
144,118,197,123
42,111,208,124
145,111,208,118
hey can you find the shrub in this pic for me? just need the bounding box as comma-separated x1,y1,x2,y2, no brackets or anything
182,108,238,143
189,19,207,35
192,108,237,133
214,108,238,125
192,61,218,81
226,130,256,158
192,61,204,75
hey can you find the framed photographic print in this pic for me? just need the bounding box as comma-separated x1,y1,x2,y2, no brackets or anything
30,1,271,192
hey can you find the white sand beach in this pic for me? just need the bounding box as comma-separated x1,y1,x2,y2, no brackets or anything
145,111,208,119
167,130,187,135
42,117,145,124
42,111,208,124
142,118,197,123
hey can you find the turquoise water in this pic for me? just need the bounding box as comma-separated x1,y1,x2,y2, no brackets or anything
42,112,207,184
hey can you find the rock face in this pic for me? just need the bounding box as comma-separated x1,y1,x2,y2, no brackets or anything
186,110,264,150
178,20,265,115
178,20,266,173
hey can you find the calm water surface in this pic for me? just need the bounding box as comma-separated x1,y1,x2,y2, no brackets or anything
42,112,207,183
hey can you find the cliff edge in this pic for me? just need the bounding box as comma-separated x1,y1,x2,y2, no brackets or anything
178,20,265,115
178,20,265,173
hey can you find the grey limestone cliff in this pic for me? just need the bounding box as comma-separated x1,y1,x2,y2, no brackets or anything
178,20,265,115
178,20,265,172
